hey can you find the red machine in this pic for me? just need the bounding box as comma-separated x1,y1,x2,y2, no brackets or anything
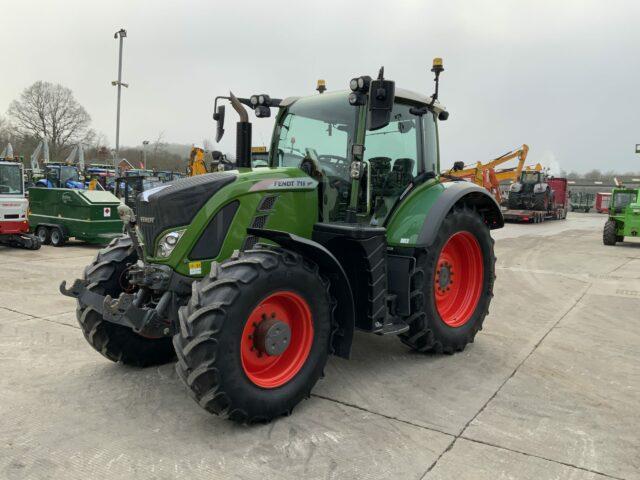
595,192,611,213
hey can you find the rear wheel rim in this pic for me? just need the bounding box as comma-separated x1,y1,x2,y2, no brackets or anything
51,231,59,243
37,228,47,241
434,231,484,328
240,291,314,389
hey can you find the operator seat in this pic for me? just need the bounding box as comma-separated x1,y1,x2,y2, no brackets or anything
383,157,414,196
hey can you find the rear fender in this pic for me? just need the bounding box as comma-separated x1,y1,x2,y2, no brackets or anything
247,227,355,359
386,181,503,248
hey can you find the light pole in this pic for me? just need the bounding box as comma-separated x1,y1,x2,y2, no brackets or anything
112,28,129,176
142,140,149,170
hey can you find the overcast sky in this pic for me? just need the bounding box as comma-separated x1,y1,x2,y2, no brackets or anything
2,0,640,173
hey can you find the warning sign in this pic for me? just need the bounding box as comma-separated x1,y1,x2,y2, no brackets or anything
189,261,202,275
103,207,111,217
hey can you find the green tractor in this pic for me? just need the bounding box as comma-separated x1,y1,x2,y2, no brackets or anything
603,187,640,245
61,60,504,423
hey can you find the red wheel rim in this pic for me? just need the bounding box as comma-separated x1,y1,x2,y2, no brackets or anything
240,291,313,389
434,231,484,328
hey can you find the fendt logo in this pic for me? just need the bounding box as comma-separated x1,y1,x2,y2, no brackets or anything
249,177,318,192
139,216,155,223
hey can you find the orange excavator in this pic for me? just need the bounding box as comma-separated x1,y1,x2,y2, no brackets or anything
445,144,541,203
188,146,208,176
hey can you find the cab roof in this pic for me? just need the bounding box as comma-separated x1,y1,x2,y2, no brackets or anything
280,88,446,114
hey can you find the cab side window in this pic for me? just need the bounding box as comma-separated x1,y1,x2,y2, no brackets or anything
364,102,419,223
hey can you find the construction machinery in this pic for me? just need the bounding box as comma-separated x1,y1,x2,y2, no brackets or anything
251,146,269,167
187,146,208,176
0,155,41,249
603,187,640,245
61,59,504,423
446,145,540,204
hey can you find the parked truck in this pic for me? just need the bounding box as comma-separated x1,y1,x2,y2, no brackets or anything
29,188,123,246
503,172,568,223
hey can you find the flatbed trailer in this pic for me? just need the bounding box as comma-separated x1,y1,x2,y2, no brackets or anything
503,177,568,223
501,206,567,223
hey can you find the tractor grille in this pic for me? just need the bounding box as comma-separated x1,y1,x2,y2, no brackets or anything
136,172,236,256
251,215,268,229
258,195,278,211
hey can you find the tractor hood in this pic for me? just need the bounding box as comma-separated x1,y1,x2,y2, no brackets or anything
136,172,237,256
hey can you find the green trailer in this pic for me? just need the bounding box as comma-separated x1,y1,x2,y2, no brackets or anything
28,188,123,246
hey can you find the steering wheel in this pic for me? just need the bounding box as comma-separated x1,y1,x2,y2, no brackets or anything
0,185,10,194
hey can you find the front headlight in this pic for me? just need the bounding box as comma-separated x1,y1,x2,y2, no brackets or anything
156,229,186,258
510,182,522,193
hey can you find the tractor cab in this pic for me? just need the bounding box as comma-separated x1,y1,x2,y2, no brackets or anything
36,164,84,189
268,86,442,226
610,188,638,214
520,170,543,185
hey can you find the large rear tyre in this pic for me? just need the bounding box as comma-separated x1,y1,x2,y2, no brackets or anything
603,220,618,246
507,193,521,210
76,235,175,366
400,206,496,353
173,246,333,423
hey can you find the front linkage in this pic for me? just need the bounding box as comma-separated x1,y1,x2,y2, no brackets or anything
60,204,190,339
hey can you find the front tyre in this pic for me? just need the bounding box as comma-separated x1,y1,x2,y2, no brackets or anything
400,206,496,353
76,235,175,366
173,246,333,423
603,219,618,246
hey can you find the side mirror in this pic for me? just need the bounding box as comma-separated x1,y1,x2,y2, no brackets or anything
214,105,225,142
368,78,395,131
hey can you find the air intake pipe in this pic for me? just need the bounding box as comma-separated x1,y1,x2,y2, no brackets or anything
229,92,252,169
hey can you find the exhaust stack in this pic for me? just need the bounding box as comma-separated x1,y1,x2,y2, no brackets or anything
229,92,252,169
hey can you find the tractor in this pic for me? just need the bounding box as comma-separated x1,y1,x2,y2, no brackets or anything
603,187,639,245
61,59,504,423
507,169,553,211
34,163,85,189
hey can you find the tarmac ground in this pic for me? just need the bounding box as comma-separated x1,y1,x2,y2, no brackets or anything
1,212,638,480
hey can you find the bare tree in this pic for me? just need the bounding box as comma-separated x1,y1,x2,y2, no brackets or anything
7,81,93,159
151,131,167,162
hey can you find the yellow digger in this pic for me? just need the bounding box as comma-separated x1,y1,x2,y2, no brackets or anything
445,144,541,203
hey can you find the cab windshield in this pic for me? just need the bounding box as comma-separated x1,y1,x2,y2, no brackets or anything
0,164,23,195
613,191,637,209
272,92,355,179
60,166,80,184
521,171,541,183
